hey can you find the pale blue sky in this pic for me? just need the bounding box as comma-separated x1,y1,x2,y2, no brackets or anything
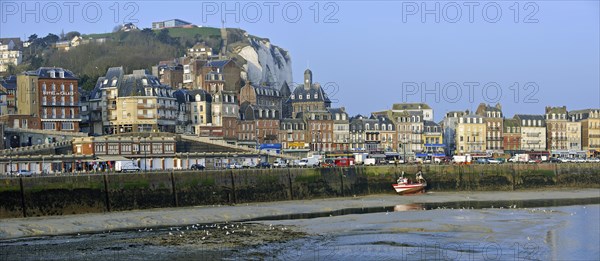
1,1,598,121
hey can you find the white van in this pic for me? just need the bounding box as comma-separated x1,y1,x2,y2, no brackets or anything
115,160,141,173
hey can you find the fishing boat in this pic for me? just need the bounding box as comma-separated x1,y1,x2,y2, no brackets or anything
392,171,427,194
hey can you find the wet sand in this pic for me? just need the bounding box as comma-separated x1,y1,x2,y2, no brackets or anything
1,189,599,239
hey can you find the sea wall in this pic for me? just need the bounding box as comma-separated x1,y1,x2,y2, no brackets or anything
1,164,599,218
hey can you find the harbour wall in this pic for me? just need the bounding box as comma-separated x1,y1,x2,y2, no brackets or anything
1,164,599,218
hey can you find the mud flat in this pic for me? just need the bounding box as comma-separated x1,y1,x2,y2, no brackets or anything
1,189,598,240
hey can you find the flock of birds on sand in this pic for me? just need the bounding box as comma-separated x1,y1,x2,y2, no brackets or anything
154,223,290,240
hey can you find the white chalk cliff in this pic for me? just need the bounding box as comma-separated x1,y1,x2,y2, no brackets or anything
231,34,293,87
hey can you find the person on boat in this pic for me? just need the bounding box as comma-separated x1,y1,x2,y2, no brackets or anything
397,171,407,184
415,171,425,184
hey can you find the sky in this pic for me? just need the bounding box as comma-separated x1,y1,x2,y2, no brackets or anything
1,1,598,121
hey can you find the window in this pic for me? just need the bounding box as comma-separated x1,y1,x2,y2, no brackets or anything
108,143,119,154
121,144,132,153
61,122,74,130
43,122,56,130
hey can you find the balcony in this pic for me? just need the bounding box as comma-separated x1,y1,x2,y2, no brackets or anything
526,133,541,137
108,104,117,110
138,114,156,119
109,115,117,120
466,141,485,144
137,104,156,109
526,140,541,144
486,137,503,141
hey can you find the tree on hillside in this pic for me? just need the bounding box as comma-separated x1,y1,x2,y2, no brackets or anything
65,31,81,40
28,34,38,42
43,33,59,45
157,29,178,45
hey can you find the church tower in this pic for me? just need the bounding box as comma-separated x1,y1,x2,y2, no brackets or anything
304,69,312,90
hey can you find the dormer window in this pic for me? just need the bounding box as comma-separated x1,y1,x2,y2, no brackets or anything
306,94,309,99
291,94,295,99
49,70,56,78
299,95,302,100
314,93,318,99
142,79,148,86
58,71,65,78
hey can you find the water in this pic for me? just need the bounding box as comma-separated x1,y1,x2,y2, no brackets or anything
264,204,599,260
1,199,598,261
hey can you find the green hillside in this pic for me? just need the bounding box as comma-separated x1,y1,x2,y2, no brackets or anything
11,27,239,90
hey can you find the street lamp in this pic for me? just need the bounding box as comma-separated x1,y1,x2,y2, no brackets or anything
143,135,148,173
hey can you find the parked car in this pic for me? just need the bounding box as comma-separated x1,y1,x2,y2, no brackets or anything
487,159,502,164
573,158,586,163
257,162,271,168
587,158,600,163
558,157,571,163
226,163,243,169
296,160,308,167
15,170,34,177
527,159,541,164
190,164,205,170
273,159,288,168
476,158,489,164
243,161,257,168
549,157,561,163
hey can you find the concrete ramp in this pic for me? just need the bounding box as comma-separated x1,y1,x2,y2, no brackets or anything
179,135,297,160
0,140,72,156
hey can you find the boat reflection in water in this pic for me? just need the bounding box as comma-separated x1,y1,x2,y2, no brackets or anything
393,203,423,212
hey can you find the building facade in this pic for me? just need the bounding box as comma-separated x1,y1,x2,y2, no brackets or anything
329,107,350,152
545,106,568,155
442,111,465,156
571,109,600,157
503,118,521,154
514,114,546,151
17,67,81,132
454,114,486,155
421,120,445,158
88,67,178,135
476,103,503,154
0,38,22,73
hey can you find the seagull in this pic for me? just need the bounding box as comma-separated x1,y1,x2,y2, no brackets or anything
169,232,173,236
202,237,206,240
226,231,230,235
